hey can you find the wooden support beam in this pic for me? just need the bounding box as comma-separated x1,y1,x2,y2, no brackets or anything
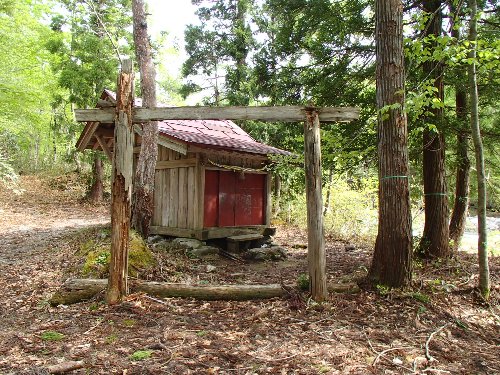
106,58,134,305
76,121,99,151
304,109,328,302
156,158,197,170
96,135,112,161
74,106,360,123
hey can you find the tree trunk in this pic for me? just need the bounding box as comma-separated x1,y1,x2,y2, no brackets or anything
304,110,328,301
131,0,158,238
368,0,412,287
449,91,470,250
50,278,360,305
106,59,134,305
468,0,490,299
419,0,450,259
273,173,281,217
448,3,470,252
88,154,104,203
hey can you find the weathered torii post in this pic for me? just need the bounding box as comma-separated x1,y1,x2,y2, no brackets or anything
75,76,359,303
106,59,134,304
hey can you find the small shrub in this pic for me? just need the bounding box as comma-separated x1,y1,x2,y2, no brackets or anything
130,350,153,361
41,331,65,341
297,273,310,291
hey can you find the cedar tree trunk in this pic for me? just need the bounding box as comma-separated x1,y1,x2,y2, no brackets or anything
449,91,470,250
368,0,412,287
131,0,159,238
468,0,490,298
419,0,450,259
448,3,470,252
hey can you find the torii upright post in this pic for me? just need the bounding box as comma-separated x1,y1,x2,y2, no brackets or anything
106,58,134,305
304,109,328,302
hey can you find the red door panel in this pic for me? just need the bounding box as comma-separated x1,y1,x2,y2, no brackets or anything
203,171,266,227
219,171,236,226
235,173,265,226
203,170,219,227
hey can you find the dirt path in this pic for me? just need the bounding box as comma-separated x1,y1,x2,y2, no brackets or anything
0,175,498,374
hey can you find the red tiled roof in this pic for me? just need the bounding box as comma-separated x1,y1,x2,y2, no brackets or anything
158,120,289,155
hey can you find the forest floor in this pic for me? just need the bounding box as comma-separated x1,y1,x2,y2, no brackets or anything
0,175,498,375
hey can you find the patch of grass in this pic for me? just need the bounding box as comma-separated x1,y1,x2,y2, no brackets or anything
41,331,65,341
122,319,136,328
411,292,431,304
196,330,208,337
130,350,153,361
105,334,118,344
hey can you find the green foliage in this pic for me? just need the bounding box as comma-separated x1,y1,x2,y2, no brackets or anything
411,292,431,304
182,0,254,105
129,350,153,361
41,331,65,341
296,273,310,291
376,284,391,296
283,177,378,244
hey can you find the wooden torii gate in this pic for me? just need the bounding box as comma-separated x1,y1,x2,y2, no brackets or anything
75,59,359,303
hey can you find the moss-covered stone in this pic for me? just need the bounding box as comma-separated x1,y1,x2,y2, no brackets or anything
81,230,155,278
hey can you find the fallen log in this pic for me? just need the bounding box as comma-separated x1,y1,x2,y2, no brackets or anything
49,278,360,305
47,360,85,374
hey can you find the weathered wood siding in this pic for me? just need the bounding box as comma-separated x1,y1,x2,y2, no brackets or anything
152,145,198,229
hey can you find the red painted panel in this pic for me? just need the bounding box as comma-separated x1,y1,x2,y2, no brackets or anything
235,173,265,226
203,171,219,227
219,171,236,226
204,171,266,228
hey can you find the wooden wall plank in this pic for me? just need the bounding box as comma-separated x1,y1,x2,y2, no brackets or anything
187,167,195,229
178,168,188,228
155,145,166,226
168,150,179,228
161,147,170,227
156,158,196,169
194,153,205,229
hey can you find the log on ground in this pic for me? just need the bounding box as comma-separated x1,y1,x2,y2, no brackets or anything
49,278,359,305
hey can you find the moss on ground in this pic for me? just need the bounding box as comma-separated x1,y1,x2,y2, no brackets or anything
81,230,155,278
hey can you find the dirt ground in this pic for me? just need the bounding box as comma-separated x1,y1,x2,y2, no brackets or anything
0,175,498,374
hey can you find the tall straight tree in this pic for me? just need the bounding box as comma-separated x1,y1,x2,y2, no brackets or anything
131,0,158,237
368,0,412,287
419,0,450,259
449,3,470,251
468,0,490,299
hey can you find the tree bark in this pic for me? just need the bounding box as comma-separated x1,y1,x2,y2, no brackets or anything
131,0,158,238
50,279,360,305
449,90,470,250
106,59,134,305
368,0,412,287
468,0,490,299
273,173,281,217
304,110,328,301
419,0,450,259
88,154,104,203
